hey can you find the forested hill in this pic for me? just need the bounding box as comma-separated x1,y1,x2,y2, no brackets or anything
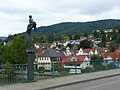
34,19,120,34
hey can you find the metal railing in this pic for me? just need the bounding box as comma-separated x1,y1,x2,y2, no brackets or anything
0,64,27,85
0,59,120,85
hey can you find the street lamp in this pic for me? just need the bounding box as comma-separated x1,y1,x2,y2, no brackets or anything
71,58,77,75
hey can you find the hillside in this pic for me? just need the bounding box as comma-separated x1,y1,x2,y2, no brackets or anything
34,19,120,35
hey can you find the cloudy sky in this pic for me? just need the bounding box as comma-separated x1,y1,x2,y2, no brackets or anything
0,0,120,36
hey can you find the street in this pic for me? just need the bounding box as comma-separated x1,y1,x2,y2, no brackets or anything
52,75,120,90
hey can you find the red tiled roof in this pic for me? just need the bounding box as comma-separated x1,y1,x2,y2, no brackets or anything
104,52,120,59
62,55,88,64
83,49,91,53
83,48,97,53
36,49,44,56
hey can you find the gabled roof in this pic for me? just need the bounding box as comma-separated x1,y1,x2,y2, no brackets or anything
104,52,120,59
62,55,89,64
35,49,44,56
83,49,91,53
40,49,62,57
83,48,97,53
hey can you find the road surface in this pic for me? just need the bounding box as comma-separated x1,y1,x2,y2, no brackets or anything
52,75,120,90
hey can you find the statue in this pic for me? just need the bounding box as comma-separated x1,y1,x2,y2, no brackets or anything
26,15,37,82
26,15,36,52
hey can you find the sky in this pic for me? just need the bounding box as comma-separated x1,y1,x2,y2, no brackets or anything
0,0,120,36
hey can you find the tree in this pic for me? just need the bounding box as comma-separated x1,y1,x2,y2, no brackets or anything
91,55,105,71
11,35,27,64
100,33,106,47
47,34,55,43
63,35,70,41
93,31,100,38
111,33,120,43
109,41,118,52
2,45,13,63
74,34,81,40
80,39,93,49
2,35,28,64
0,45,6,64
0,39,2,42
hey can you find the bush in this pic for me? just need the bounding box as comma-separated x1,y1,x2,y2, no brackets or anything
94,65,106,71
59,68,70,76
4,62,15,79
82,67,94,73
36,67,45,73
107,62,117,69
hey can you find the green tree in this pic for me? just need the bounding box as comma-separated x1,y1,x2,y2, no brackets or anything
63,35,70,41
80,39,93,49
11,35,27,64
111,33,120,43
2,35,27,64
0,45,6,64
91,55,105,71
4,62,15,79
74,34,81,40
2,45,13,63
47,34,55,43
109,41,118,52
0,39,2,42
93,31,100,38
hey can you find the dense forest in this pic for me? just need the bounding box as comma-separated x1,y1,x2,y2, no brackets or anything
33,19,120,35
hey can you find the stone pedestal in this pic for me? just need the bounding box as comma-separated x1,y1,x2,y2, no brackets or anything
27,50,34,82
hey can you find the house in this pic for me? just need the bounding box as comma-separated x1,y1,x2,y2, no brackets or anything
76,48,84,55
62,55,91,69
88,34,94,39
103,52,120,67
103,29,113,33
34,44,40,49
50,41,57,49
92,30,100,33
65,47,72,56
35,49,62,70
35,49,44,56
102,48,109,53
80,36,88,41
92,38,101,45
76,48,98,56
104,52,120,60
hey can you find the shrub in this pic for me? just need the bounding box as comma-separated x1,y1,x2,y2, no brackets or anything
82,67,94,73
107,62,117,69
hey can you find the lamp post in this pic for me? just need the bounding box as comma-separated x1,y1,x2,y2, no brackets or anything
51,57,55,78
71,58,77,75
52,61,55,78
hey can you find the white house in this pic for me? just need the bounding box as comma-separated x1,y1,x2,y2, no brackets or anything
76,48,98,56
35,49,62,70
62,55,91,69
